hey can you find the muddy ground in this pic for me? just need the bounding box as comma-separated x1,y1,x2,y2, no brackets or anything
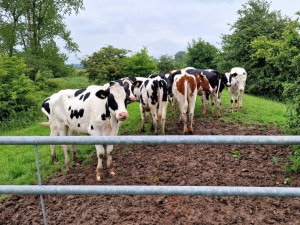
1,110,300,225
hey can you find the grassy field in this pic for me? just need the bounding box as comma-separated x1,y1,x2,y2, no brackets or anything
0,75,288,192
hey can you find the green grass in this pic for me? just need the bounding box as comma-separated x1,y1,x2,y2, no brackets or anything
0,77,288,196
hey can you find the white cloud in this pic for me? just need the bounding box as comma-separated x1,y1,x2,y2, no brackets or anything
62,0,300,63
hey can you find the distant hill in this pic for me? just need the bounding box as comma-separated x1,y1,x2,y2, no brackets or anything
67,64,83,69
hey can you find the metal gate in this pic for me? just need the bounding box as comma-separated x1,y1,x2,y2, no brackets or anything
1,135,300,224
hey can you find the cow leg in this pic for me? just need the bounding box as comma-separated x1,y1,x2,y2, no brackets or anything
217,93,222,118
106,144,115,176
95,145,105,181
150,109,158,135
210,93,215,115
140,104,146,132
70,130,79,166
202,94,208,116
57,124,71,170
50,128,58,163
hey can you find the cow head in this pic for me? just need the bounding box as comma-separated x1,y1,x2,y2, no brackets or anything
196,73,214,93
220,72,231,87
100,83,129,121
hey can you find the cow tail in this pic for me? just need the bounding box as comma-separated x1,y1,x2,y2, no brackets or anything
40,107,51,127
184,79,188,111
157,81,163,121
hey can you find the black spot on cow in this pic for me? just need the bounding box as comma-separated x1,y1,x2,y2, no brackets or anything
107,94,118,111
74,88,86,97
159,80,168,102
68,106,71,111
83,92,90,102
144,80,149,88
91,125,94,130
150,80,159,105
78,123,80,127
70,108,85,119
105,102,111,119
42,98,50,115
79,95,84,100
101,113,106,120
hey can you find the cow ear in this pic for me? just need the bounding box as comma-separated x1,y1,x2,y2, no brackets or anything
123,81,129,90
134,80,143,88
95,89,110,99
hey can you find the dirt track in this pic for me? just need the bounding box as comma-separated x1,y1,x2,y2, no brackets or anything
1,110,300,225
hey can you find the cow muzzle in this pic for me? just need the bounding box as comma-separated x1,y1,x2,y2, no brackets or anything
118,112,129,121
129,95,136,102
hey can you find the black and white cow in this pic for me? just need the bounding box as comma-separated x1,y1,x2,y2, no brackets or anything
148,73,175,106
104,77,143,104
139,76,169,135
41,81,128,181
127,77,147,101
225,67,247,113
186,69,230,117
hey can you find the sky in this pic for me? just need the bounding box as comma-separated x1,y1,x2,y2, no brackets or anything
61,0,300,64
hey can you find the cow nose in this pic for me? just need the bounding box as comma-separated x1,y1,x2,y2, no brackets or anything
130,95,136,101
226,83,231,87
118,112,128,121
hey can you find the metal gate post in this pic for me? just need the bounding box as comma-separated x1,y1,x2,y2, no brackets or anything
34,145,47,225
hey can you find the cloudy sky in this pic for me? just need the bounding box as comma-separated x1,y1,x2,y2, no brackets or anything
62,0,300,64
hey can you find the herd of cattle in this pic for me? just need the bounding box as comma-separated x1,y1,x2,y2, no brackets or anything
41,66,247,181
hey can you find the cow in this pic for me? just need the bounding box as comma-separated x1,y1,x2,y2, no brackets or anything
139,76,169,135
104,77,143,103
186,69,230,117
148,73,174,106
225,67,247,113
41,81,129,181
127,77,147,102
171,72,198,135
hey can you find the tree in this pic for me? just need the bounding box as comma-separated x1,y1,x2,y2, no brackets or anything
218,0,290,98
82,45,130,84
174,51,187,68
186,38,218,69
0,0,84,78
0,53,36,120
123,47,157,77
156,54,175,73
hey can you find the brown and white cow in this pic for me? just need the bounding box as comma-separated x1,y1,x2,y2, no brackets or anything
41,82,128,181
172,72,198,135
139,76,169,135
225,67,247,113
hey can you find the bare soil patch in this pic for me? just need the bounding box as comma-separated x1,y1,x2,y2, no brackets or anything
1,112,300,225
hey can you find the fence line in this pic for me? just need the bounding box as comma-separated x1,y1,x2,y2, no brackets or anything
1,185,300,197
1,135,300,145
1,135,300,225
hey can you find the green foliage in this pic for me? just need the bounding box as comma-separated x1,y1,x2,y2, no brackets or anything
174,51,187,68
0,0,83,79
123,47,157,77
186,38,218,69
82,45,130,84
0,53,36,120
218,0,291,99
283,78,300,135
156,54,175,73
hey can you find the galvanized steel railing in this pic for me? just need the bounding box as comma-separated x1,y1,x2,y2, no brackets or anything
1,135,300,225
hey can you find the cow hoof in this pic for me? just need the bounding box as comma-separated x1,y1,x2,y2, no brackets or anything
109,171,116,176
96,175,101,181
188,131,193,135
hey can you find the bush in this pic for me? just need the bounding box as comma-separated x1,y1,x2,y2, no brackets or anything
0,53,36,121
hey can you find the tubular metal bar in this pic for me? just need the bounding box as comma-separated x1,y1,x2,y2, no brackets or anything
0,135,300,145
1,185,300,197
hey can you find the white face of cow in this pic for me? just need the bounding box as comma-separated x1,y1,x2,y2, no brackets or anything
107,83,129,121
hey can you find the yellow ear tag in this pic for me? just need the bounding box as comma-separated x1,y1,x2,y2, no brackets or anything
101,94,106,98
